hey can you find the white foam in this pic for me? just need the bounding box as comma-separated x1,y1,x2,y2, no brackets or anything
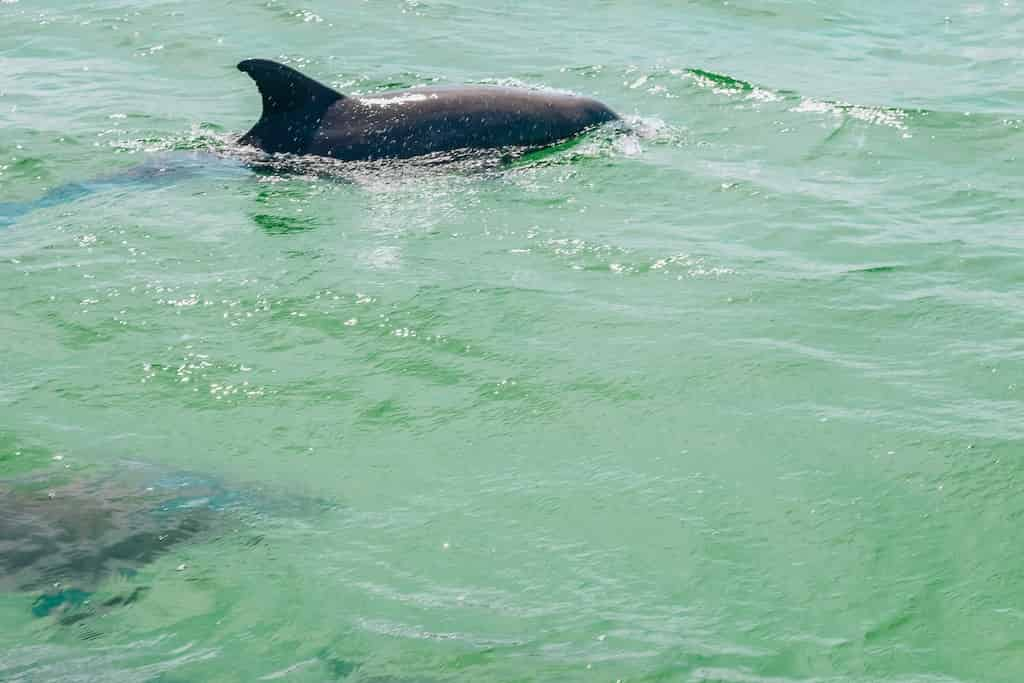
357,93,436,107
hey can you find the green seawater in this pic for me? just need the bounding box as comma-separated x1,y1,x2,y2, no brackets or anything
1,1,1023,681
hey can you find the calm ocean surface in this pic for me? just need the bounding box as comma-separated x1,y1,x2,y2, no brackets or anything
1,1,1023,681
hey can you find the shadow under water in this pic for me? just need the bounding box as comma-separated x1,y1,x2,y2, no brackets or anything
0,151,252,228
0,471,239,626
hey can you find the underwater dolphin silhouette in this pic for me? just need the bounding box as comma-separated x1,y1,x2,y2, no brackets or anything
236,58,619,160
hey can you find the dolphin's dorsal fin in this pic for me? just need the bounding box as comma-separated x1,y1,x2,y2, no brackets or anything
237,59,343,118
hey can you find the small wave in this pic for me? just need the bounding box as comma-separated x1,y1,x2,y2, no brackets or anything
683,68,784,103
680,66,1024,136
678,67,914,132
473,77,582,97
790,97,909,132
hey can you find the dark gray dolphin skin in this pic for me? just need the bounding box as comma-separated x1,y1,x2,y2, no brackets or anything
237,58,619,160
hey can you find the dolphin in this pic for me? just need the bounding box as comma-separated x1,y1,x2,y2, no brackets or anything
237,59,619,161
1,62,618,228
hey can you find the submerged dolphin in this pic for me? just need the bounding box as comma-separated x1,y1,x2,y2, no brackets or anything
237,59,619,160
0,474,234,596
0,153,248,229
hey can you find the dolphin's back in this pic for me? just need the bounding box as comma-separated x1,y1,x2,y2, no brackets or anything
311,86,618,161
237,60,619,161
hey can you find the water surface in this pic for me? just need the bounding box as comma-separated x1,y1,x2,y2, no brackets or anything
1,1,1023,681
